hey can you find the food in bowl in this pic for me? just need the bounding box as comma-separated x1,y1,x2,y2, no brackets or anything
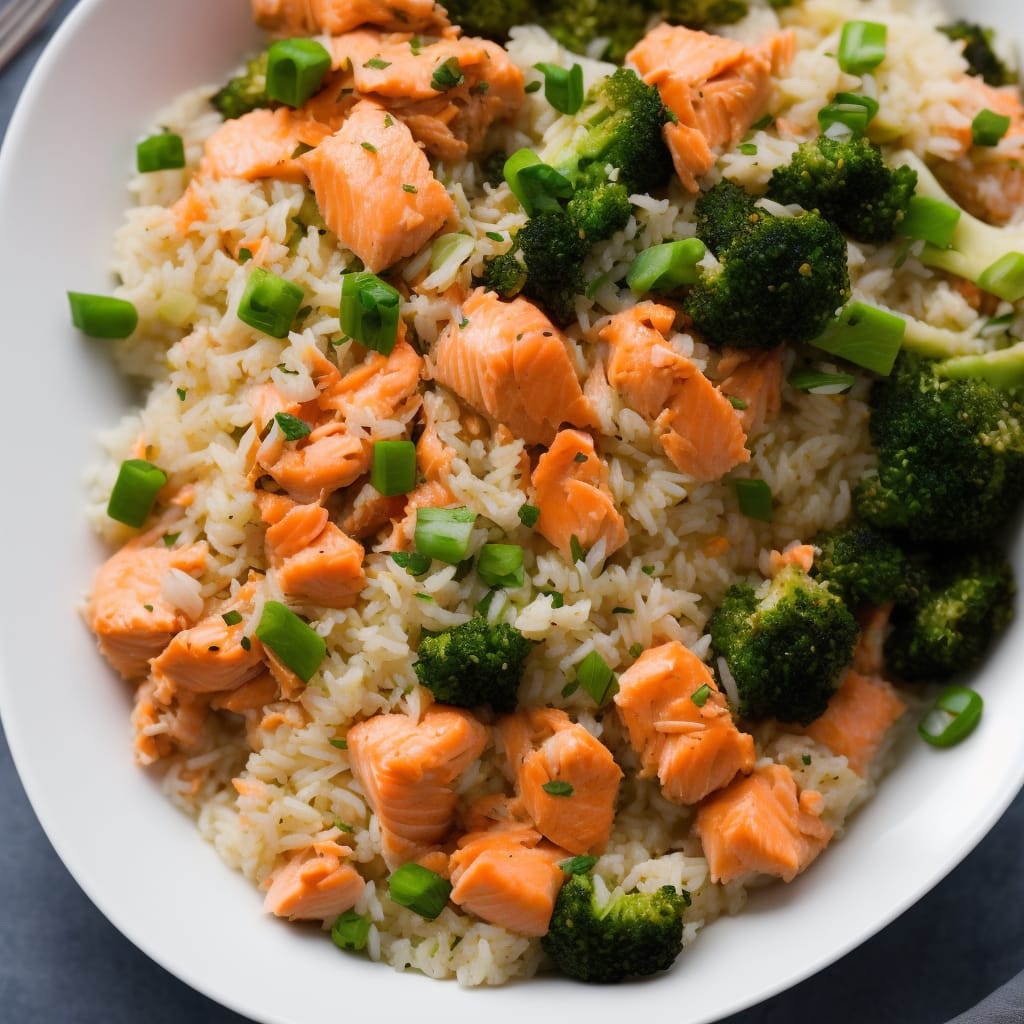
77,0,1023,986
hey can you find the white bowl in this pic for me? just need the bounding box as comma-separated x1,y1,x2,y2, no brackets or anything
1,1,1022,1021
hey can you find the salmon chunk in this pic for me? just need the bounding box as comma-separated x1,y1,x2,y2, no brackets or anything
347,707,489,868
497,708,622,855
614,641,755,806
264,846,366,921
88,538,209,679
716,347,783,437
695,763,833,884
252,0,446,37
449,825,567,936
433,289,597,446
299,99,455,272
131,675,208,766
530,429,628,563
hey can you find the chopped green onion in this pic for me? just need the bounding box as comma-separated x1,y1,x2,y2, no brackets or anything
629,643,644,658
240,636,252,651
895,195,962,249
388,863,452,919
331,910,371,951
533,62,585,115
788,369,856,395
641,565,655,576
542,590,565,609
391,551,433,576
977,252,1024,302
737,143,758,155
136,132,186,172
542,780,574,797
837,20,887,74
817,92,879,136
361,141,378,154
477,544,525,589
364,56,391,69
751,114,774,131
735,479,773,522
475,589,497,616
431,57,464,91
690,683,711,708
415,593,434,603
334,820,354,832
340,272,401,355
503,149,572,216
237,268,304,338
727,395,748,410
559,855,597,875
238,247,253,263
811,301,906,375
430,232,472,273
612,607,634,615
576,650,618,705
561,680,579,698
414,507,477,564
569,534,586,564
525,80,542,93
918,685,983,747
329,738,348,749
266,38,332,107
371,440,417,496
255,601,326,683
176,388,187,401
162,533,180,547
67,292,138,339
274,412,311,441
801,753,812,765
222,610,243,626
143,604,154,612
409,36,423,55
972,108,1011,148
402,183,418,193
107,459,167,527
485,231,504,242
626,238,707,294
518,503,540,528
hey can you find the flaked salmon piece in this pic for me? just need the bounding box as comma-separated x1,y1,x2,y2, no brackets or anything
449,825,567,936
209,671,280,714
260,427,369,505
170,180,209,234
263,847,366,921
614,641,755,806
695,763,833,884
88,538,209,679
852,602,893,678
347,707,489,868
131,675,208,766
530,429,627,563
339,482,408,539
716,347,783,437
316,337,423,421
252,0,447,37
461,792,532,833
496,708,622,855
259,493,367,608
299,99,455,272
796,670,906,776
433,289,598,446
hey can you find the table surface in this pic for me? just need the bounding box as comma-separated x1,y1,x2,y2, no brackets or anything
2,4,1023,1022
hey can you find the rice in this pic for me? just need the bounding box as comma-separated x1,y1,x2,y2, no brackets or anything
84,0,1001,987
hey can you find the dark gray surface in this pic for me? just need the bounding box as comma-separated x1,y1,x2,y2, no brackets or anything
2,5,1023,1022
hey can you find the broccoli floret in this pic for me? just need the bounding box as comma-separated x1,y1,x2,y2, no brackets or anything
441,0,535,38
941,20,1018,87
542,874,687,983
211,51,271,120
479,250,528,298
854,351,1024,543
413,616,533,713
811,522,921,607
885,553,1016,682
767,136,917,244
685,205,851,349
540,67,674,196
566,182,632,243
708,566,859,725
693,178,764,257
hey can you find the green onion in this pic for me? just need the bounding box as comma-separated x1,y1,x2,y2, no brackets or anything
569,534,586,564
533,62,585,115
222,610,243,626
561,680,579,698
811,301,906,375
329,738,348,749
977,252,1024,302
542,780,574,797
388,863,452,919
475,589,497,616
626,238,707,294
895,195,962,248
641,565,655,576
801,753,812,765
266,38,332,107
612,607,634,615
431,57,464,91
502,149,572,216
559,855,597,875
430,232,472,273
391,551,432,576
690,683,711,708
576,650,618,705
361,141,378,154
240,636,252,651
817,92,879,136
787,369,856,394
415,593,434,603
918,685,983,748
107,459,167,527
238,248,253,263
542,590,565,609
738,142,758,155
67,292,138,339
331,910,371,951
162,532,180,547
402,183,418,193
371,440,416,496
837,20,887,74
485,231,504,242
751,114,774,131
237,268,304,338
629,643,644,658
274,412,311,441
364,56,391,69
518,503,540,528
255,601,326,683
735,479,772,522
414,507,477,564
525,80,542,93
136,132,186,172
477,544,525,589
972,108,1011,148
340,272,401,355
727,395,748,410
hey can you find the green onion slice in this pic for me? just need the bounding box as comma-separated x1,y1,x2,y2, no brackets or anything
787,369,856,394
371,440,416,496
817,92,880,137
541,590,565,609
266,38,332,107
429,232,473,273
68,292,138,339
559,855,597,875
431,56,464,91
918,685,983,748
331,910,371,951
895,195,962,249
477,544,525,589
629,642,644,658
503,149,572,216
735,479,773,522
972,108,1011,148
391,551,433,576
977,252,1024,302
690,683,711,708
388,863,452,919
136,132,186,173
542,780,574,797
811,301,906,376
626,238,707,294
255,601,326,682
576,650,619,706
238,268,304,338
107,459,167,528
222,610,243,626
340,271,401,355
533,62,585,115
274,412,311,441
569,534,587,564
737,142,758,155
414,507,477,564
837,20,887,74
518,503,540,528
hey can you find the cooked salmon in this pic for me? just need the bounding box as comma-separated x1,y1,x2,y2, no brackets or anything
131,675,208,766
448,824,567,936
614,641,755,805
347,707,489,868
766,543,816,577
252,0,446,37
496,708,622,855
696,762,832,884
852,602,893,678
299,99,455,272
433,288,598,446
530,429,628,563
716,347,783,437
263,846,366,921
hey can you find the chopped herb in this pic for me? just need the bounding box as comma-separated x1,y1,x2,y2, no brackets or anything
384,114,394,127
573,452,589,463
176,387,187,401
751,114,774,130
525,80,542,93
274,412,312,441
402,183,418,193
361,141,378,153
541,590,564,609
727,395,749,410
518,503,540,528
561,680,580,698
222,610,243,626
391,551,432,576
238,247,253,263
329,738,349,750
477,544,525,589
475,589,498,617
240,636,252,651
474,81,490,94
162,533,180,547
738,143,758,155
629,643,644,658
388,863,452,919
569,534,586,564
735,478,773,522
559,855,597,875
431,57,464,91
334,820,354,832
365,57,391,69
576,650,618,705
801,754,812,765
641,565,655,576
485,231,504,242
459,317,470,329
542,780,574,797
143,604,154,612
612,606,634,615
409,36,423,55
415,593,435,602
690,683,711,708
290,142,313,159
